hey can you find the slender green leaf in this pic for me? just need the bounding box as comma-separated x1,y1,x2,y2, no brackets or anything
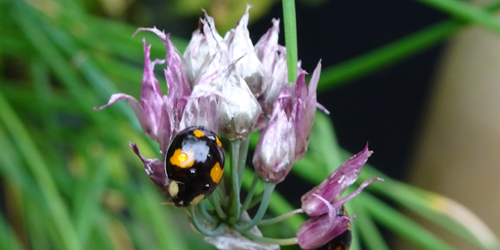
359,192,456,250
0,87,80,250
0,202,23,250
350,197,390,250
416,0,500,34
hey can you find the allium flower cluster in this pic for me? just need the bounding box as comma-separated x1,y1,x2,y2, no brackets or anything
95,5,382,250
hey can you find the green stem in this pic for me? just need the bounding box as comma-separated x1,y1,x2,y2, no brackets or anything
232,181,276,232
240,171,260,214
217,175,227,202
242,231,297,246
196,202,218,224
229,139,242,223
282,0,298,82
257,209,303,226
187,206,226,237
238,137,250,189
208,193,227,220
247,191,264,211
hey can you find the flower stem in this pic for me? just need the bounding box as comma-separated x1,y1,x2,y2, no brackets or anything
282,0,298,82
242,231,297,246
240,171,260,214
237,137,250,189
208,193,227,220
257,209,303,226
229,139,242,223
247,191,264,211
196,202,218,224
187,206,226,236
215,180,227,207
232,181,276,232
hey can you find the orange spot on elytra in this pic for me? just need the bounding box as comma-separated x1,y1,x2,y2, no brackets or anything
210,162,223,183
170,149,194,168
193,130,205,138
215,136,222,147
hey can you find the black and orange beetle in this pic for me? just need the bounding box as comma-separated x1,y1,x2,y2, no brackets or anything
164,126,225,207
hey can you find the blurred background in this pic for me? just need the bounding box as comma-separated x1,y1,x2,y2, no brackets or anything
1,0,500,249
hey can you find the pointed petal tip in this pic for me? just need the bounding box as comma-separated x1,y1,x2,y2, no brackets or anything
134,27,167,40
358,143,373,157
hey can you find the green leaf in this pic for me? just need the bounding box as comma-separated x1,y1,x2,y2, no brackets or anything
359,192,456,250
0,84,80,250
416,0,500,35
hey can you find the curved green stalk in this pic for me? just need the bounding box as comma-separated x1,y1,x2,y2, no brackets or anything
240,171,260,214
208,193,227,220
187,206,226,237
232,181,276,232
242,231,297,246
197,202,218,224
257,209,303,226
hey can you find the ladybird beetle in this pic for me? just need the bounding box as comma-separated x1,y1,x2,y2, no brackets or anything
316,205,352,250
164,126,225,207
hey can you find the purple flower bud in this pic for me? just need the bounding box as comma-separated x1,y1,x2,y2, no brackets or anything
94,40,166,144
218,71,262,140
255,19,288,117
252,101,295,183
301,145,383,216
227,5,265,97
297,194,354,249
130,143,171,199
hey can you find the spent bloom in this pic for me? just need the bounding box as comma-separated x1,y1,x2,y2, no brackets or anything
297,145,384,249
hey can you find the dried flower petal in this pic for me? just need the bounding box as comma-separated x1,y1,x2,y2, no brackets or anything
130,143,171,199
94,40,165,143
302,145,372,216
297,194,354,249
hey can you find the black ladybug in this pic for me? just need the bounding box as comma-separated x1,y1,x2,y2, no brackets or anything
165,126,225,207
